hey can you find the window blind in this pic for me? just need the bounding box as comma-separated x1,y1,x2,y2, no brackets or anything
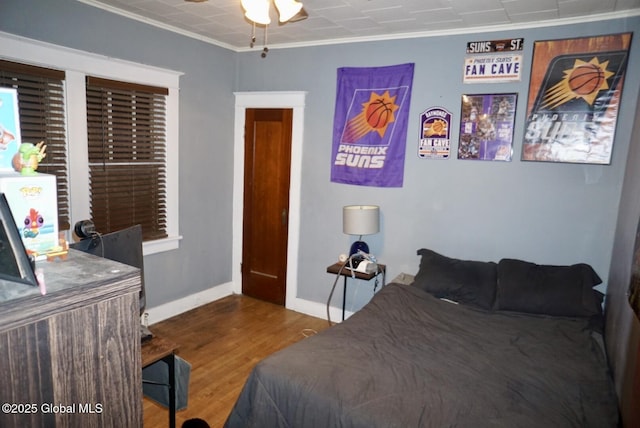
85,76,168,241
0,60,70,230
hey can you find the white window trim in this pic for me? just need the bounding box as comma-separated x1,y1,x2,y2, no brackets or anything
0,31,182,254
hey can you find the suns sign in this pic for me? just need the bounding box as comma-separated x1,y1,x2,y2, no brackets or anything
463,38,524,84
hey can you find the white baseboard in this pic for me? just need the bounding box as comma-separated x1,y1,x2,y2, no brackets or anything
144,281,234,325
290,297,351,322
143,283,350,326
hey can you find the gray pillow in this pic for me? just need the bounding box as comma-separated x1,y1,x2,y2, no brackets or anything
412,249,497,310
494,258,603,317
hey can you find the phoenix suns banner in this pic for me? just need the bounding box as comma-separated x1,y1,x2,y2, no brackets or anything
331,63,414,187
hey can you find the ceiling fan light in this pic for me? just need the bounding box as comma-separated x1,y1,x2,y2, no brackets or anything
287,7,308,22
241,0,271,25
274,0,303,23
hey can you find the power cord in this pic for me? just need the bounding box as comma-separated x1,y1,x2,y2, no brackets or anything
326,261,347,326
301,328,318,338
326,251,378,326
87,231,105,257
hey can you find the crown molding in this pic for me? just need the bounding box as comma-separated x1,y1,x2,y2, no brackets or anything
78,1,640,53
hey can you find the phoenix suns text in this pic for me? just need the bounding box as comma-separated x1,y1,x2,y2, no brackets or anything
334,144,388,168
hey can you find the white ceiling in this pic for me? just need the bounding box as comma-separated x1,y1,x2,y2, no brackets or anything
80,0,640,51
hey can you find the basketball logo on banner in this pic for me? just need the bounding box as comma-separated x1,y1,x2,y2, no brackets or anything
343,91,399,143
368,98,394,126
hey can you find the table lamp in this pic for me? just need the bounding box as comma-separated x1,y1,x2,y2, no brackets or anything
343,205,379,256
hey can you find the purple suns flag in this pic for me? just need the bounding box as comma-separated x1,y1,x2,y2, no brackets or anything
331,63,414,187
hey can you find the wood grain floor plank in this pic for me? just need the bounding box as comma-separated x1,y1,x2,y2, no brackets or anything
143,294,329,428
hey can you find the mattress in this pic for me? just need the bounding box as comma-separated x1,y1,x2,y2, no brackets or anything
225,283,618,427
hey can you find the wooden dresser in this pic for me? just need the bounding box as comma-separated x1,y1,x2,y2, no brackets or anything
0,249,142,427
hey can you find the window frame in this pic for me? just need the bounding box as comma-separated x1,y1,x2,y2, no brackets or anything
0,60,70,231
0,31,182,255
85,76,169,241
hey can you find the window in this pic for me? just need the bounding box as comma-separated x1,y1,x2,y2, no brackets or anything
86,77,168,241
0,60,70,230
0,32,181,254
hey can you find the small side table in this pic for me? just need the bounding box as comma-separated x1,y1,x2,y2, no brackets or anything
142,335,179,428
327,261,386,321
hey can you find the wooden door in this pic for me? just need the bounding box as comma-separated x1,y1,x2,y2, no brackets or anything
242,108,293,305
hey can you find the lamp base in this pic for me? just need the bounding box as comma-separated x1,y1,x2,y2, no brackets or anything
349,241,369,257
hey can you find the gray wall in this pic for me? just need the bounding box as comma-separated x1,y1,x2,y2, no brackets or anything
1,1,639,318
237,18,640,311
605,87,640,426
0,0,238,307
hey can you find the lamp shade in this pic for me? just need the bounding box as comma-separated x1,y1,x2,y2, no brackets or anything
274,0,304,22
343,205,380,236
241,0,271,25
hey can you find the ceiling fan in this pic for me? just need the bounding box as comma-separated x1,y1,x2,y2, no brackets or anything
241,0,308,56
241,0,307,24
186,0,307,56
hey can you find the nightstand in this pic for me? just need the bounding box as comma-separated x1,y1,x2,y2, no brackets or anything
326,261,386,321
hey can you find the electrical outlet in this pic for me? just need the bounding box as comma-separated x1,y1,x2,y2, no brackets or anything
142,312,149,327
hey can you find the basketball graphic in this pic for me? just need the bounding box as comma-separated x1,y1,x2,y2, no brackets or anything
366,98,393,129
540,57,615,109
568,63,605,95
423,119,447,137
342,90,399,142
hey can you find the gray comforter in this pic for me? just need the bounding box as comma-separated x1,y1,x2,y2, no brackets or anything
225,283,618,427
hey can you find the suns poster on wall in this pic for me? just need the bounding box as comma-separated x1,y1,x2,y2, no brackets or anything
522,33,632,164
331,63,414,187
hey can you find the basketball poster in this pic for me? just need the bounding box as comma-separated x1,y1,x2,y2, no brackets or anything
522,33,632,164
458,93,517,161
331,63,414,187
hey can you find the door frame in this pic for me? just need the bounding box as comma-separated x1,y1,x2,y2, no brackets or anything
233,91,306,310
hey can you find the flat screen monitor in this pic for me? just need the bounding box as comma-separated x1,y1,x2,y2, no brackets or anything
70,224,146,316
0,193,37,286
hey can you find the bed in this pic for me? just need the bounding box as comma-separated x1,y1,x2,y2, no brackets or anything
224,249,619,427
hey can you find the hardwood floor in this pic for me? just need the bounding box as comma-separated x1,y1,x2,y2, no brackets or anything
142,294,330,428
